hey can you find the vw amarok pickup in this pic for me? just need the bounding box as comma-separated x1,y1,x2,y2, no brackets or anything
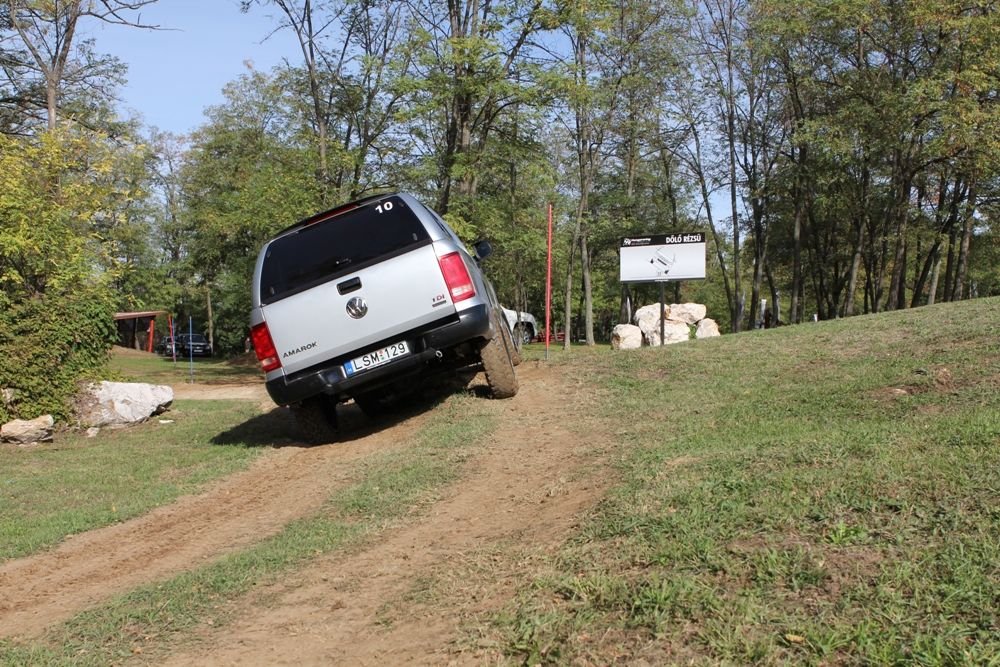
250,192,519,442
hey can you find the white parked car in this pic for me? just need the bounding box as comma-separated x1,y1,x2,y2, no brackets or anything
502,307,537,344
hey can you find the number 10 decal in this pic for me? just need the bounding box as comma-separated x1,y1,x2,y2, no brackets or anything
375,200,394,214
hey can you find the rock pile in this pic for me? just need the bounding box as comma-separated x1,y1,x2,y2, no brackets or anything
1,415,54,445
75,381,174,428
1,381,174,446
611,302,720,350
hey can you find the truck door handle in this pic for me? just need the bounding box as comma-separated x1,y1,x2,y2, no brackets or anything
337,277,362,295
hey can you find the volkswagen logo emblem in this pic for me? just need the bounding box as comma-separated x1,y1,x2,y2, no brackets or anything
346,297,368,319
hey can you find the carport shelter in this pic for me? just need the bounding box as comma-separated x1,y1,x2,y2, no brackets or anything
114,311,169,352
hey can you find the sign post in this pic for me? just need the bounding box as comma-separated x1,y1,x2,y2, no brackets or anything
620,233,707,346
619,233,707,283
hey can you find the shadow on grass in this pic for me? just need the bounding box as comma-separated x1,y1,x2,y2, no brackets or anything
211,373,482,448
210,407,299,448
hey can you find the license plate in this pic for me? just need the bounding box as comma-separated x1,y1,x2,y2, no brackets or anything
344,341,410,376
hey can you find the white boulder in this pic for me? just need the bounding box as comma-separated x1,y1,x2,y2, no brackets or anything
633,303,670,337
643,320,691,346
611,324,643,350
2,415,54,445
76,381,174,428
669,303,708,325
696,318,721,339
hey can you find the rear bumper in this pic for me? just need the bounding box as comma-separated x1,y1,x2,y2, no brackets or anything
264,304,493,406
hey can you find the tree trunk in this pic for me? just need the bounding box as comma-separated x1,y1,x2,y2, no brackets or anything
748,200,766,328
206,287,215,350
790,144,807,324
843,217,864,316
953,176,978,300
689,125,734,322
944,226,958,301
927,249,942,306
912,172,960,307
886,152,913,311
581,233,594,344
11,0,82,130
563,229,578,351
766,261,780,325
843,162,870,316
619,284,632,325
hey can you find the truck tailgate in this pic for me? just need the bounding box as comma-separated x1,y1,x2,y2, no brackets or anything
262,245,455,374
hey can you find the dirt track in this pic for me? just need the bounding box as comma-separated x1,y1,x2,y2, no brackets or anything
0,362,607,663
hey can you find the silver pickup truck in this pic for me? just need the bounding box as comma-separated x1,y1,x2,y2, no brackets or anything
249,192,519,442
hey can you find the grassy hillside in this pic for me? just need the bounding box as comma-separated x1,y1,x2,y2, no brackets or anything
502,297,1000,665
2,298,996,665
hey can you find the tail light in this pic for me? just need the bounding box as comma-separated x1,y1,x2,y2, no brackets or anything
438,252,475,302
251,322,281,372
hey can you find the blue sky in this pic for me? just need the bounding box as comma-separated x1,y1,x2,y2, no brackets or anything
90,0,299,135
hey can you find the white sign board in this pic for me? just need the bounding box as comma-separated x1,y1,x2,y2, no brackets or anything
619,233,707,283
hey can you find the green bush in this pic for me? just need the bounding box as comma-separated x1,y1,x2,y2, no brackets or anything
0,282,115,423
0,131,120,423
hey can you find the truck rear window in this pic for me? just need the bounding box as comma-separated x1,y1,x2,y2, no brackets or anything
259,196,431,303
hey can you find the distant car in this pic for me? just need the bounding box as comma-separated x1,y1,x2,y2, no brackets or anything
176,333,213,357
156,335,178,356
502,307,537,344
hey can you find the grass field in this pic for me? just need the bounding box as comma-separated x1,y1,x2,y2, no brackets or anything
500,297,1000,664
108,349,261,385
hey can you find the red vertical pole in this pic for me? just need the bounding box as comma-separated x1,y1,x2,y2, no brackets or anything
545,202,553,359
168,314,176,362
147,317,155,352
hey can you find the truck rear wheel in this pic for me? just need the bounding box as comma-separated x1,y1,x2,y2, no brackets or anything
293,396,339,444
481,314,518,398
501,318,522,366
514,323,534,345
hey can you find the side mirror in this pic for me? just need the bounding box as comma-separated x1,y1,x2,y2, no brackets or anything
473,239,493,261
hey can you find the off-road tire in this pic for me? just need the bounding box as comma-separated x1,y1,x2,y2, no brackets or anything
501,318,523,366
481,314,518,398
514,323,534,345
292,396,339,444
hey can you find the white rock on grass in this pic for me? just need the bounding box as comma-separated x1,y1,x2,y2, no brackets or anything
633,303,670,338
76,381,174,428
611,324,643,350
669,303,708,325
696,318,721,339
1,415,54,445
643,320,691,346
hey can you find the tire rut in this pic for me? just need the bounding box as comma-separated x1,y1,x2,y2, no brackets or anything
0,403,431,640
162,362,608,666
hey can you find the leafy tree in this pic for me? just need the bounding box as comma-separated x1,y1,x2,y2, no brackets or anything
758,0,1000,317
242,0,411,203
178,70,322,353
0,130,122,421
2,0,157,130
398,0,552,216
